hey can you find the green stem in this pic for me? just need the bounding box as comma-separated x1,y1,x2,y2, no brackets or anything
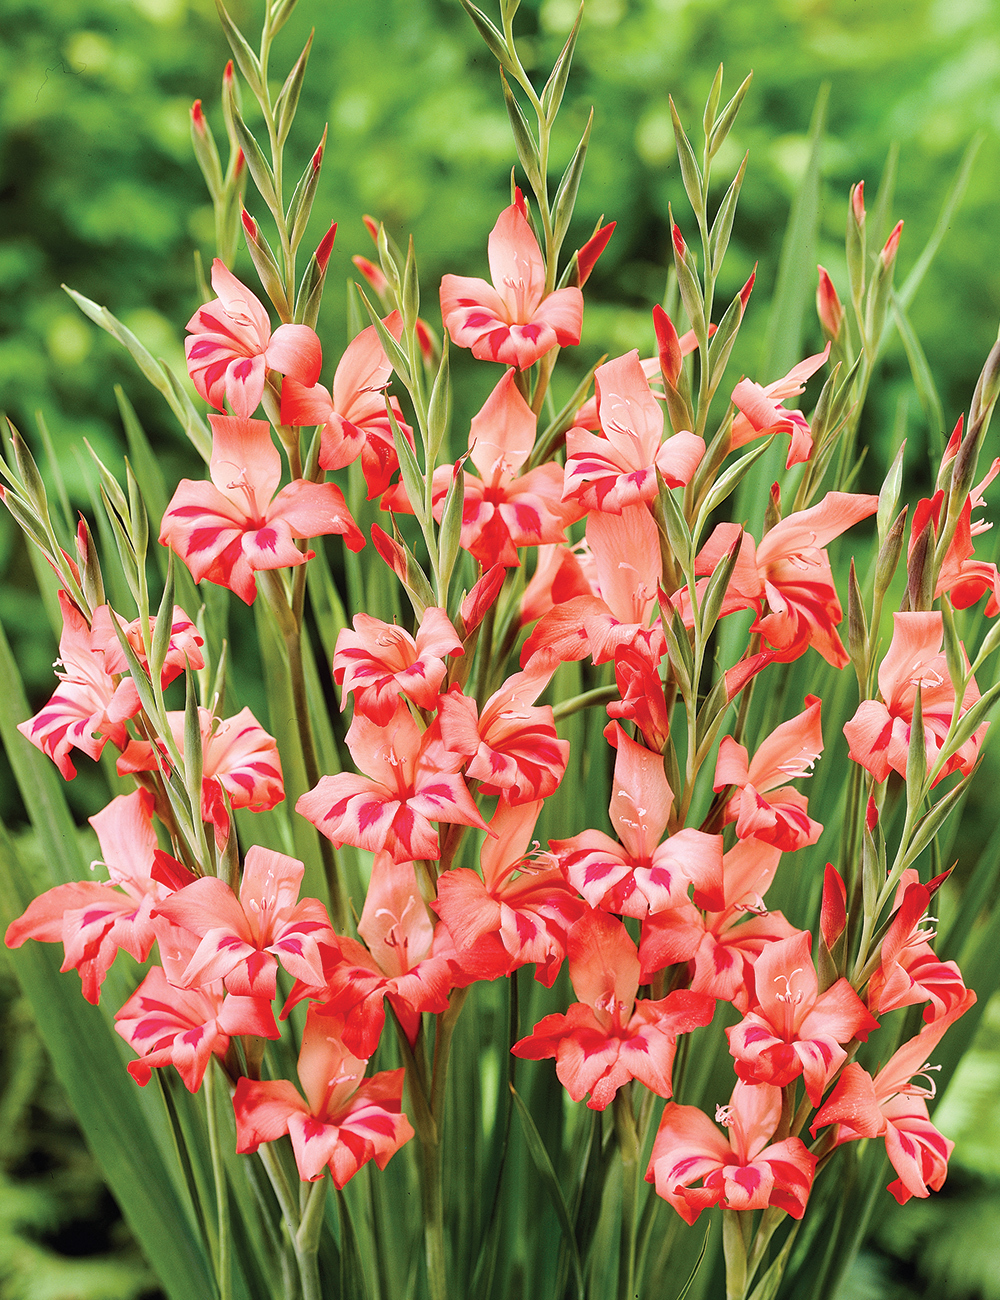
612,1088,639,1300
294,1176,328,1300
204,1062,232,1300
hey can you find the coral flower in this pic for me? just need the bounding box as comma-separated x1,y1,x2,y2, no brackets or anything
185,258,321,417
440,193,583,369
334,607,463,726
160,414,363,604
843,612,985,785
647,1081,817,1223
730,345,830,468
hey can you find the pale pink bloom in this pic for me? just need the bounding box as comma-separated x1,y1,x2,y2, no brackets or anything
843,612,985,785
440,194,583,369
714,696,824,852
334,607,463,726
437,653,569,804
562,350,704,512
812,991,976,1203
151,845,335,1000
233,1004,414,1186
512,908,715,1109
681,491,879,667
385,368,580,568
550,724,722,918
434,800,584,987
866,871,969,1021
296,704,488,863
281,854,456,1056
18,591,133,779
647,1080,816,1224
638,841,797,1010
730,345,830,468
726,929,879,1105
4,790,178,1003
160,414,364,604
118,705,284,841
116,965,277,1092
280,312,415,500
185,258,321,417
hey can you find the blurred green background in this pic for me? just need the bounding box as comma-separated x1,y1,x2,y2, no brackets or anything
3,0,1000,1295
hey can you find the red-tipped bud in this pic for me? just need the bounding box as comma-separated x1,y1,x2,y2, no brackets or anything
866,795,878,832
652,305,683,388
191,99,207,134
234,148,246,179
880,219,903,270
315,220,337,272
362,214,380,245
370,524,410,585
738,265,757,314
461,565,505,635
353,254,388,296
311,142,324,175
850,180,865,226
816,265,843,340
513,184,527,219
942,414,964,468
241,208,258,241
671,222,688,261
576,220,616,287
821,863,848,950
223,59,235,87
415,318,436,365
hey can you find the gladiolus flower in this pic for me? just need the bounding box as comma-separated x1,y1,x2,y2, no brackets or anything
440,193,583,369
185,259,321,417
730,345,830,468
334,607,463,726
647,1081,817,1224
160,414,364,604
234,1004,413,1186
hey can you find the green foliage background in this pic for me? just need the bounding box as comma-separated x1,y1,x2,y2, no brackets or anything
2,0,1000,1295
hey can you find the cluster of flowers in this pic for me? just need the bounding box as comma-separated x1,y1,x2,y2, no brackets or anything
5,177,991,1225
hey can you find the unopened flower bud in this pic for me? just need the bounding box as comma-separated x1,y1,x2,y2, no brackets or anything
820,863,847,951
353,254,389,297
816,265,843,341
652,305,683,388
880,219,903,271
241,208,258,241
415,318,437,366
314,220,337,273
191,99,207,134
671,221,688,262
575,219,615,287
461,564,505,636
851,180,865,227
738,265,756,314
362,213,380,244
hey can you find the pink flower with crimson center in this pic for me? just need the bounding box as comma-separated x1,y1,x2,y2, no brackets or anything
280,311,416,500
185,258,321,418
160,414,364,605
439,191,584,369
296,702,489,863
646,1080,817,1224
90,603,205,689
866,870,969,1021
843,611,985,786
725,929,879,1106
713,695,824,852
4,790,182,1004
550,724,723,918
234,1004,414,1186
512,908,715,1109
811,991,976,1204
150,845,335,1000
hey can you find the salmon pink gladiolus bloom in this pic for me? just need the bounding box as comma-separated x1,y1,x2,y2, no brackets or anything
562,350,704,513
334,607,463,726
811,991,975,1204
843,612,986,785
730,345,830,468
296,704,489,863
866,871,969,1021
646,1081,817,1224
160,414,364,604
726,929,879,1105
185,258,321,418
280,312,415,500
512,909,715,1109
440,193,583,369
714,695,824,852
233,1004,414,1186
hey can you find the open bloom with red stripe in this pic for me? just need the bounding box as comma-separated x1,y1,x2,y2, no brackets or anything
185,259,321,418
647,1081,817,1224
439,192,583,369
233,1004,414,1186
160,414,363,604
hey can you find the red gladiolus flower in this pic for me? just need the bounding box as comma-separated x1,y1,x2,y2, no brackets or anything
512,909,715,1109
440,193,583,369
647,1081,817,1224
160,414,363,604
185,259,321,417
233,1004,413,1186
